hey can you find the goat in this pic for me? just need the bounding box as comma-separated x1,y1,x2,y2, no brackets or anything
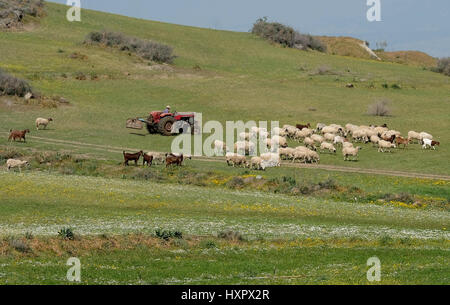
422,139,440,150
8,129,30,142
143,153,153,166
296,123,311,130
395,136,409,149
165,153,184,167
123,150,143,166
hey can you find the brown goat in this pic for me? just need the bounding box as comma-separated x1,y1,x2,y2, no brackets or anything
296,123,311,130
165,153,184,167
8,129,30,142
382,134,396,143
123,150,143,166
395,136,409,148
143,153,153,167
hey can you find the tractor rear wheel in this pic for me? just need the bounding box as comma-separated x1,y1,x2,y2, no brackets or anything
146,123,158,134
158,116,176,136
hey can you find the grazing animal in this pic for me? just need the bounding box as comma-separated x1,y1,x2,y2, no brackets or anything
296,123,311,130
123,150,143,166
145,152,166,165
214,140,228,155
320,142,336,153
226,154,247,167
165,153,185,167
250,157,265,170
143,153,153,166
382,134,396,143
378,140,396,153
35,118,53,130
6,159,29,172
407,131,421,144
422,139,440,150
8,129,30,142
6,159,29,171
342,146,362,161
395,136,409,149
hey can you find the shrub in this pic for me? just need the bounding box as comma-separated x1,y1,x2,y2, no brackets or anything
0,0,45,29
8,238,31,253
58,227,75,240
200,240,217,249
155,229,183,241
84,30,176,64
367,99,391,116
432,57,450,76
251,17,326,52
218,230,244,241
0,69,34,97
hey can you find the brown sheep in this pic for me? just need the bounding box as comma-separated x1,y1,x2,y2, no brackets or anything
8,129,30,142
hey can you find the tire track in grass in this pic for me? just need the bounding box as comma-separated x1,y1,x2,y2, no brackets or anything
2,133,450,181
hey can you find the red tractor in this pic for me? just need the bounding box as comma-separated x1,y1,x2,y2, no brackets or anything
127,111,196,136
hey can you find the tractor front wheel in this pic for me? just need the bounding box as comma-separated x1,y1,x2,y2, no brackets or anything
158,116,176,136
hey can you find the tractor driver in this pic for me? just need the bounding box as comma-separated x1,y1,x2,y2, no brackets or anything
163,105,171,114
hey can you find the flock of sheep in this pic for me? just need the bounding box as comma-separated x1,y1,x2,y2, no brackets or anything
5,115,440,172
215,122,439,170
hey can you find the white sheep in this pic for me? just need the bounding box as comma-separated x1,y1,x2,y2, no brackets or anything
250,157,264,170
407,131,421,143
36,117,53,130
370,135,381,147
343,142,354,149
316,123,326,132
333,136,347,146
260,152,281,167
320,142,336,153
272,135,288,148
279,147,295,160
214,140,228,155
311,134,324,144
6,159,29,172
239,132,252,141
304,137,316,149
419,132,433,142
234,141,256,155
342,146,362,161
146,152,166,165
378,140,396,153
323,133,335,142
226,153,247,167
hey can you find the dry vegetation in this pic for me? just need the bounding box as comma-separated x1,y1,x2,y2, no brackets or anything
84,30,176,64
0,0,45,29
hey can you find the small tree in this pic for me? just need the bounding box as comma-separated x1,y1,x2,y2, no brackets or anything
367,99,391,116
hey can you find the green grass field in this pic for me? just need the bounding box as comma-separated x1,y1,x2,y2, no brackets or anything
0,2,449,284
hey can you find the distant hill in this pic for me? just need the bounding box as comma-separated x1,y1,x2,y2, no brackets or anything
376,50,438,68
317,36,437,67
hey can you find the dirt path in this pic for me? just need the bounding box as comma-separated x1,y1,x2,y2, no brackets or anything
3,133,450,181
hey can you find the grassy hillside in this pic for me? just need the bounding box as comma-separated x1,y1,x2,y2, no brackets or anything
0,2,449,285
0,2,449,174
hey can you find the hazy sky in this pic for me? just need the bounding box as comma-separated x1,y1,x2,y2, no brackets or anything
51,0,449,57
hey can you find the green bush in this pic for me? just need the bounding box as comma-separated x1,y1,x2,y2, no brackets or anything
251,17,326,52
155,229,183,241
58,227,75,240
85,30,176,64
